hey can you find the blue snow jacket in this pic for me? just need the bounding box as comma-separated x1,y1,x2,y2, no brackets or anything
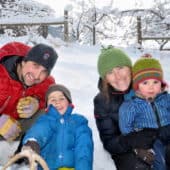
23,105,93,170
119,92,170,134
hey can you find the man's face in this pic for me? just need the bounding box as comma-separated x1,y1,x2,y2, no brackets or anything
19,61,48,86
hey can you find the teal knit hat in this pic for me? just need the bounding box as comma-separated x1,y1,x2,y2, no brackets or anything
97,46,132,79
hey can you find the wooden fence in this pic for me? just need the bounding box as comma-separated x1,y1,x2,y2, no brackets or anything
0,10,69,41
137,16,170,50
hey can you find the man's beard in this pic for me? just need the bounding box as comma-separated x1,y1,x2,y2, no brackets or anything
20,74,29,88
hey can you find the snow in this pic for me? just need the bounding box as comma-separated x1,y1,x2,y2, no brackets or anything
0,17,64,25
0,0,170,169
0,35,170,170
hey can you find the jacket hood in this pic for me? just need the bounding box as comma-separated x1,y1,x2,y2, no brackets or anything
0,42,31,60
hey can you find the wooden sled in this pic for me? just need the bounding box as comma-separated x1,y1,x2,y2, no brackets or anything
2,149,49,170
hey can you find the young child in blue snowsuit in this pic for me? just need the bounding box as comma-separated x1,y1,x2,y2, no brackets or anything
119,55,170,170
21,84,94,170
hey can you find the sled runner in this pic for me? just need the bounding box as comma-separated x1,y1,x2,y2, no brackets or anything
2,149,49,170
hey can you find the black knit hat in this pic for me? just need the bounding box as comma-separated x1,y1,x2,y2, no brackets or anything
45,84,72,103
24,43,58,74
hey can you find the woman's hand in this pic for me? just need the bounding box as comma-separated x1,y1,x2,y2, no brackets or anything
134,148,155,165
120,128,158,149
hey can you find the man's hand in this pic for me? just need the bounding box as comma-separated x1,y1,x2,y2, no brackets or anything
0,114,21,141
17,96,39,118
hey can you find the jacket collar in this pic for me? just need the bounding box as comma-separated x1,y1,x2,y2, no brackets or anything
47,104,73,120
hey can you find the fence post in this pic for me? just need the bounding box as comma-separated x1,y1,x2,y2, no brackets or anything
42,25,48,38
92,9,96,45
64,10,69,42
137,16,142,46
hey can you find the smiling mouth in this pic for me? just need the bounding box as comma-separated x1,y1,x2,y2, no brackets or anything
27,73,35,82
148,92,154,95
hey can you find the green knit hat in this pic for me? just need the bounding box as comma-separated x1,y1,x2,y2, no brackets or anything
97,46,132,79
133,56,163,90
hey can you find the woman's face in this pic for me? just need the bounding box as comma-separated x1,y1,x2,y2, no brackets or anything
105,66,131,91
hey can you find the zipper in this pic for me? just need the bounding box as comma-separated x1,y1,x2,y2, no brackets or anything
59,116,65,165
150,101,161,128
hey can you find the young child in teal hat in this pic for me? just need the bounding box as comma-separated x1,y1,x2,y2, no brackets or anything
119,54,170,170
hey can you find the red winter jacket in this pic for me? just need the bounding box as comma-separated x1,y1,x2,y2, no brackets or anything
0,42,55,119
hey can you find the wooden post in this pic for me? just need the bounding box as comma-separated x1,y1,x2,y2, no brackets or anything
64,10,69,42
92,26,96,45
42,25,48,38
92,10,96,45
137,16,142,46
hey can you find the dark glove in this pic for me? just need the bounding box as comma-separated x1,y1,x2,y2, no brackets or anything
22,140,40,154
134,148,155,165
120,128,158,150
159,125,170,144
165,143,170,166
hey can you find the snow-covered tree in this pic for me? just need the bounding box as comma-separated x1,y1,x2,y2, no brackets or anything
0,0,55,37
68,0,170,48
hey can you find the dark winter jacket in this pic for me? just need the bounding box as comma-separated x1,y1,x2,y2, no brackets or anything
94,86,129,154
23,105,93,170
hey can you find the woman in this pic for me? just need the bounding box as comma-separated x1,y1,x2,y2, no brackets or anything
93,46,158,170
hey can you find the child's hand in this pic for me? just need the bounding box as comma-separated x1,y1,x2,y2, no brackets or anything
23,140,40,154
17,96,39,118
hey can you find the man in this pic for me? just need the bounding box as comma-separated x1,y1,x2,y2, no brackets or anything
0,42,58,164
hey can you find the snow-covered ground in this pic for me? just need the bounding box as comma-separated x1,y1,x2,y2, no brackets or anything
0,36,170,170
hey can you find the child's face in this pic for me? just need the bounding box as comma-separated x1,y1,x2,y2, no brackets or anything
105,66,131,91
138,79,162,99
47,91,69,115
